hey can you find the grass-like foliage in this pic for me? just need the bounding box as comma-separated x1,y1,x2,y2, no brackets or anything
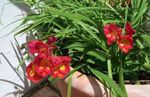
15,0,150,97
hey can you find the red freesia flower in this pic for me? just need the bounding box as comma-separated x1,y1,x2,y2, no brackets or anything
26,63,43,83
27,40,49,54
125,22,135,37
117,35,133,54
27,36,58,55
47,36,58,53
34,54,51,77
26,36,71,82
50,56,71,79
104,23,122,45
47,36,58,45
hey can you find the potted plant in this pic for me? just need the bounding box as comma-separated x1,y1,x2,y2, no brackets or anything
15,0,150,97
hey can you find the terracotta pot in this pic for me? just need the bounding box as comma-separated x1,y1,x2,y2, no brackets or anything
54,69,150,97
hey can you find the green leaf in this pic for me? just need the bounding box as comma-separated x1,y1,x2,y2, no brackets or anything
66,64,87,78
103,19,122,24
78,22,107,52
143,55,150,70
87,50,106,61
65,42,87,49
56,28,76,37
48,77,59,84
15,15,53,35
132,0,148,27
90,68,126,97
136,39,144,49
72,47,107,61
46,6,95,24
141,34,150,47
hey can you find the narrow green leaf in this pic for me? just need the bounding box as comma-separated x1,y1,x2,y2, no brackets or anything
56,28,76,37
87,50,106,61
136,39,144,49
78,22,107,52
90,68,126,97
47,6,95,24
132,0,148,26
65,42,87,49
141,34,150,47
72,47,107,61
65,64,87,79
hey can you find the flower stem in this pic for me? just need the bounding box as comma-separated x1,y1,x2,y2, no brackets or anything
119,57,128,97
107,59,113,79
67,75,72,97
107,59,113,97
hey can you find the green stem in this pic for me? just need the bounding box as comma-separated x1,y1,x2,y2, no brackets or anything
107,59,113,79
107,59,113,97
67,75,72,97
122,3,128,35
119,58,128,97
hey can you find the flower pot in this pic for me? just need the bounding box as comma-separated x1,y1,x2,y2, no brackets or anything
55,70,108,97
54,69,150,97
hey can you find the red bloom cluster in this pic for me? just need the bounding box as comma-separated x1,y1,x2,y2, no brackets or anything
26,36,71,83
104,22,135,54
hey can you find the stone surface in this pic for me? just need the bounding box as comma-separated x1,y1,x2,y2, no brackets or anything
31,86,60,97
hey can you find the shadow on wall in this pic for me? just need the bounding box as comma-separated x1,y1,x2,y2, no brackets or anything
9,0,34,14
0,36,35,97
0,0,34,40
0,1,39,97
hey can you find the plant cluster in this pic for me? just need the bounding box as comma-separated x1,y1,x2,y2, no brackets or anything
26,36,71,83
104,23,135,53
15,0,150,97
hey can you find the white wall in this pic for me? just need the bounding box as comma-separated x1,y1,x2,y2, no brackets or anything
0,0,33,97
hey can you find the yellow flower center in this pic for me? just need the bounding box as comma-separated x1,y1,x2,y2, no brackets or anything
111,31,117,36
59,65,66,71
121,38,130,45
53,64,66,72
29,70,35,76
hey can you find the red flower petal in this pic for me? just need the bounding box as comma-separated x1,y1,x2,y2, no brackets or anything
27,40,49,54
26,63,43,83
117,35,133,54
47,36,58,54
47,36,57,45
125,22,135,37
104,23,122,45
52,64,70,79
34,55,51,77
50,56,71,79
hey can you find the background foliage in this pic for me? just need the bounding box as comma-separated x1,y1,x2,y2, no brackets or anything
15,0,150,97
